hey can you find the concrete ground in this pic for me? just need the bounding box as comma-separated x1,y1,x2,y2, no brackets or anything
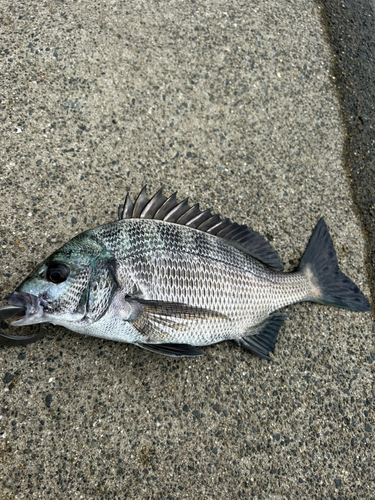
0,0,374,499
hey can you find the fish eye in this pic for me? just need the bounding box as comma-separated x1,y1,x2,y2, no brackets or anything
46,262,70,284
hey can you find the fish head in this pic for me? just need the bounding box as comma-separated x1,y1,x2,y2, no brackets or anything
3,232,111,327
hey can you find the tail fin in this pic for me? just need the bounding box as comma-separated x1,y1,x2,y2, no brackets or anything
297,219,371,311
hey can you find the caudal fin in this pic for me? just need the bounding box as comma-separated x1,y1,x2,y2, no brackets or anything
297,219,371,312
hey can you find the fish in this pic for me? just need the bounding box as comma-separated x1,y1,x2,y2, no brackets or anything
0,187,371,359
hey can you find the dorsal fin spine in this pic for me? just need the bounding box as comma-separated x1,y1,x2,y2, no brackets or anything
176,204,201,225
140,188,166,218
206,218,231,235
197,214,222,232
132,186,150,218
154,192,178,220
163,198,190,222
185,209,212,229
119,193,134,219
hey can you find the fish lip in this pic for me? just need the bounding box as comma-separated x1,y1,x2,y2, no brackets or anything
4,292,46,326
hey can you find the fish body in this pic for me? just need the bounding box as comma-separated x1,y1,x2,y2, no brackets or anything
0,188,371,359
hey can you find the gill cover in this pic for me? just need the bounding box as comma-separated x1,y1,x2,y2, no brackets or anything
85,257,119,322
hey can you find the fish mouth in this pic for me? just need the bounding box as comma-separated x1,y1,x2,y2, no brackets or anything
1,292,46,326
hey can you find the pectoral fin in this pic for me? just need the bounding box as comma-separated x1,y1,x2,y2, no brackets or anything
126,297,228,342
135,342,204,357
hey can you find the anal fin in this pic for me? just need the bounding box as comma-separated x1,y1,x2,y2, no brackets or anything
236,313,287,361
136,342,204,357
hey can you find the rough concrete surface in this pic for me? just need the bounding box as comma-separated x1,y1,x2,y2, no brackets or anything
319,0,375,313
0,1,374,499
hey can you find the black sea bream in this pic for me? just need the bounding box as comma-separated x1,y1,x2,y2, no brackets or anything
0,188,371,359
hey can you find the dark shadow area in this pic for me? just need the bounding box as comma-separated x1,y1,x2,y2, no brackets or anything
318,0,375,313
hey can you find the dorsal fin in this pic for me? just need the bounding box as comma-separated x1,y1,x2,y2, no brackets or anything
118,187,283,270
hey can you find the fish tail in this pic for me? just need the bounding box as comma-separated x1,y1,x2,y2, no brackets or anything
297,218,371,311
